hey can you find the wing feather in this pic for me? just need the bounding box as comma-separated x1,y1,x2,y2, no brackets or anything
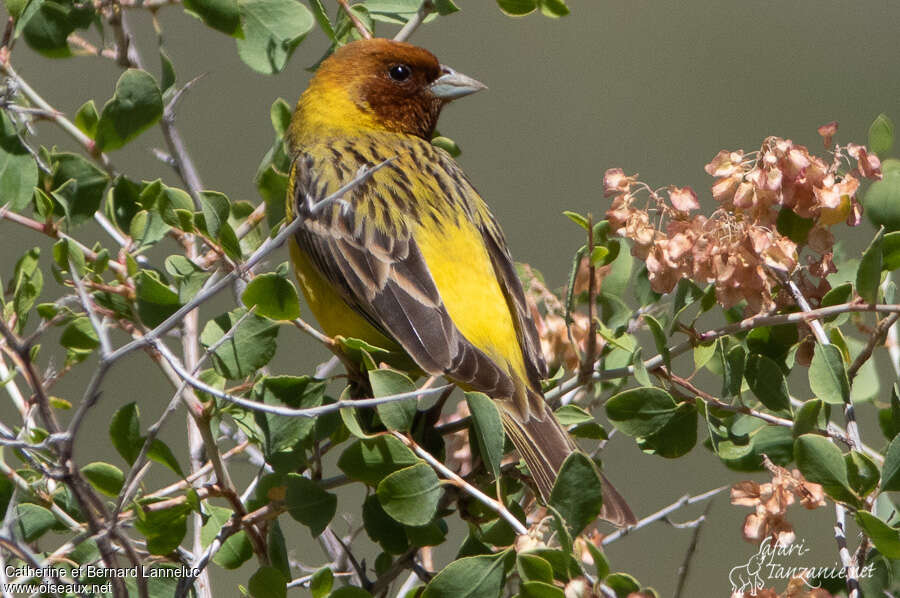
291,137,541,406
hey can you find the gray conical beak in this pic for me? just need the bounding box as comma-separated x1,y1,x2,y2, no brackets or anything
429,65,487,101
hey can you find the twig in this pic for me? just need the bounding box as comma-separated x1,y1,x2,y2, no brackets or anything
672,500,712,598
393,0,433,42
153,339,450,417
578,214,598,385
0,206,127,276
848,312,898,381
337,0,372,39
602,486,726,545
834,504,860,598
393,432,528,535
779,271,862,597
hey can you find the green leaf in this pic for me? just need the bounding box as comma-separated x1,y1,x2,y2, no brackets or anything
0,111,39,212
431,136,460,157
60,316,99,354
236,0,314,74
248,566,287,598
20,0,83,57
857,228,884,304
856,512,900,558
81,462,125,497
328,588,374,598
845,450,879,497
370,368,418,432
465,392,505,479
184,0,240,35
636,403,696,458
809,343,850,405
363,0,431,24
200,308,279,379
377,462,442,526
49,152,109,226
199,190,230,239
793,399,823,437
880,433,900,491
73,99,99,139
562,211,588,230
241,272,300,320
605,573,641,595
53,238,85,275
496,0,536,17
433,0,459,14
308,0,337,42
721,342,745,398
883,232,900,272
16,503,57,541
200,505,253,568
869,113,895,158
257,164,288,228
136,270,182,328
549,453,603,535
252,375,324,470
746,323,798,364
310,566,334,598
135,502,190,555
338,436,418,484
95,69,164,152
286,474,337,537
266,520,290,579
744,353,790,411
794,434,858,505
517,553,554,584
821,282,853,324
519,581,565,598
537,0,568,18
363,494,409,554
606,387,678,437
11,247,42,331
165,255,210,303
109,402,142,465
160,49,176,97
422,550,512,598
148,439,184,477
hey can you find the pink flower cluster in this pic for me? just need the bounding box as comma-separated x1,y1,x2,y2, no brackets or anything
605,128,882,314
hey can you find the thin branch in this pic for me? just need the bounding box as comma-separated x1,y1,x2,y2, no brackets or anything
337,0,372,39
393,0,433,42
602,486,727,545
848,312,898,381
393,432,528,536
672,500,712,598
834,503,860,598
0,205,127,276
154,338,451,417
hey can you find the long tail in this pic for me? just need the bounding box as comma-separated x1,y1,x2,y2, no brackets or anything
501,396,636,527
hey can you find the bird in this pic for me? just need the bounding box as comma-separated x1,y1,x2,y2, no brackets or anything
285,37,635,526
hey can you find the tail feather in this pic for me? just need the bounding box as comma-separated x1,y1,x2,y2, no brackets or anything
502,395,636,527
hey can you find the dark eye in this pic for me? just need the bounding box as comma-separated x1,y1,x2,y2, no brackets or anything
388,64,411,82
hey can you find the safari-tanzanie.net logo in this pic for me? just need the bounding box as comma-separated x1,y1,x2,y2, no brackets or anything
728,537,876,596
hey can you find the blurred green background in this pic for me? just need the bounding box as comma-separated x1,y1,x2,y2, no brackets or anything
2,1,899,595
